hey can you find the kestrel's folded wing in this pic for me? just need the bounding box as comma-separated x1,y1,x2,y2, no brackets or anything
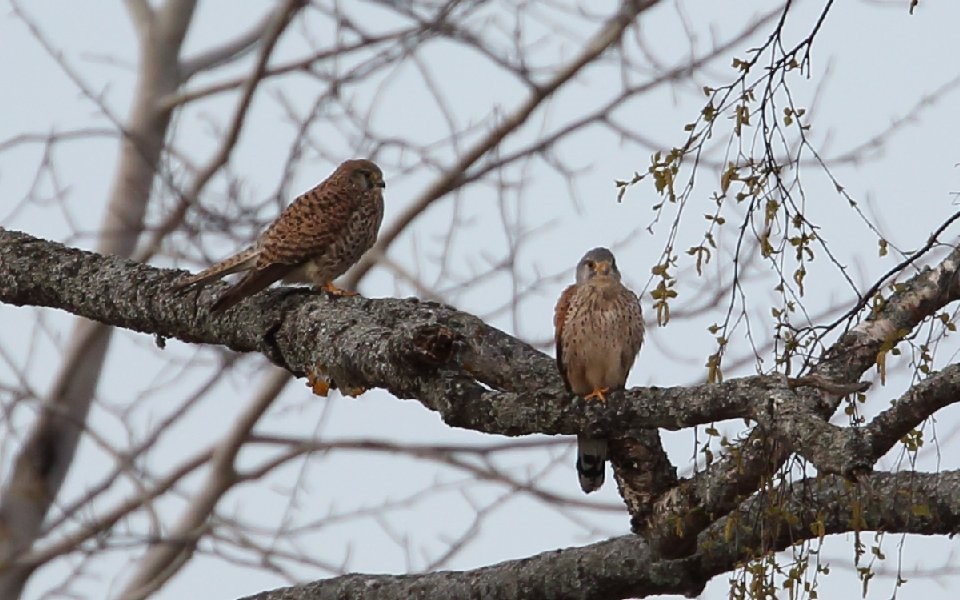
257,177,365,267
553,283,578,392
618,288,645,379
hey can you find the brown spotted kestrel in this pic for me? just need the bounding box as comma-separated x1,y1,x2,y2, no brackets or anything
173,159,386,312
554,247,644,493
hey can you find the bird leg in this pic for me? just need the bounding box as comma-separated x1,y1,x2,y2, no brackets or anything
306,364,367,398
320,281,358,297
306,365,331,397
584,387,609,402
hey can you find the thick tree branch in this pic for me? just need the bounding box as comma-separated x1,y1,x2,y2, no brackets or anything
6,230,960,595
765,363,960,478
644,244,960,556
344,0,662,289
238,471,960,600
696,470,960,588
4,230,960,461
755,376,873,478
862,362,960,461
0,230,755,432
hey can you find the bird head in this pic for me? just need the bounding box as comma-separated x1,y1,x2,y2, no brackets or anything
343,159,386,191
575,247,621,285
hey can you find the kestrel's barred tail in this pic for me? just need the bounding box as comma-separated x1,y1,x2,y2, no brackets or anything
170,158,386,313
577,436,607,493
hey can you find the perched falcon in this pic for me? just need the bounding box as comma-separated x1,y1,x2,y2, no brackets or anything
173,159,386,312
554,247,644,493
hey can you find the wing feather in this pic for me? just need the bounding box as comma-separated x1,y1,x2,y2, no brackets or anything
616,286,645,381
258,176,362,267
171,247,259,291
553,283,578,392
210,262,299,313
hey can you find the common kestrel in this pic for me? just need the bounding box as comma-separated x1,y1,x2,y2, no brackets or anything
554,247,644,493
173,159,386,312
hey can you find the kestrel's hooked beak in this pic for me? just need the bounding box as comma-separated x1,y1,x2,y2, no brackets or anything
375,178,386,189
593,260,612,276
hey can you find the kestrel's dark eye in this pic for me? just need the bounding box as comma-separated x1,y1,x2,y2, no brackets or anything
585,260,595,269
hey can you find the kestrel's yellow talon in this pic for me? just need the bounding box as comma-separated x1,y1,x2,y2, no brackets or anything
306,366,331,397
321,281,358,297
584,387,609,402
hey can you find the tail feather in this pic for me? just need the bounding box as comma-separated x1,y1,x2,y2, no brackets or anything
577,436,607,493
171,248,259,291
209,262,297,313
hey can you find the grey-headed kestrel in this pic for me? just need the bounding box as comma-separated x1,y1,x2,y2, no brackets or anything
554,247,644,493
173,159,386,312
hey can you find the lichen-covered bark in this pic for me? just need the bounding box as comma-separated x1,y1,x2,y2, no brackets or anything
643,245,960,556
5,230,960,600
238,471,960,600
0,229,775,436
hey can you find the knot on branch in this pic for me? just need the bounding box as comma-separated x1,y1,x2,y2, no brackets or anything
406,323,461,369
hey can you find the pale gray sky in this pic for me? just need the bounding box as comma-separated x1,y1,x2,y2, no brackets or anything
2,1,960,599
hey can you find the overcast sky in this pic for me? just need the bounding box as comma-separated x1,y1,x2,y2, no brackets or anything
3,1,960,599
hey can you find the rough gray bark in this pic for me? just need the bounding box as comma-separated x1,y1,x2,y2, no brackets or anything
642,243,960,558
237,471,960,600
5,228,960,598
2,2,789,596
3,229,960,468
3,229,918,444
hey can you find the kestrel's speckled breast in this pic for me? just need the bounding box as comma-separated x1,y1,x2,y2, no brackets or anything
305,192,384,284
560,283,644,395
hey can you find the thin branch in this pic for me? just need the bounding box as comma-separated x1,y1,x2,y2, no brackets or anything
133,0,307,265
344,0,663,289
119,368,291,599
179,7,279,79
